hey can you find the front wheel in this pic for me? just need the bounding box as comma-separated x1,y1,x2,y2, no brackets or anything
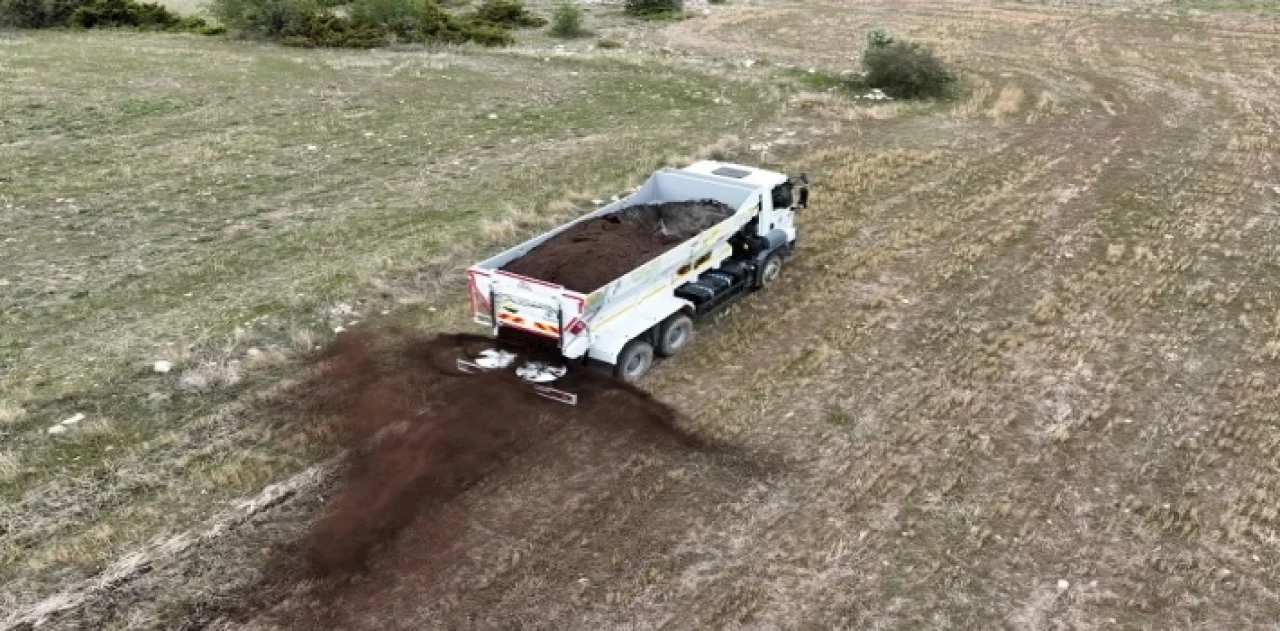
758,251,784,289
614,339,655,382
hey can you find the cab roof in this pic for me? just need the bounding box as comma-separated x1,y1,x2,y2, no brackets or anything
682,161,789,190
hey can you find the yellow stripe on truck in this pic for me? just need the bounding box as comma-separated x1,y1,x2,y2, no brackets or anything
595,282,672,332
593,245,735,333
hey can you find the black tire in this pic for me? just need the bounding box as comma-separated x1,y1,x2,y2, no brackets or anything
656,313,694,357
758,251,784,289
614,339,655,382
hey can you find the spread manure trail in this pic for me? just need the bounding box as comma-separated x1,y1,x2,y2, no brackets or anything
288,328,701,577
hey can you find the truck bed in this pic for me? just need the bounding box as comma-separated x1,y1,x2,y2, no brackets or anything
467,166,764,358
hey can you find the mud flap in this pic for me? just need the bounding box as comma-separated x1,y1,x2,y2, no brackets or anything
530,384,579,406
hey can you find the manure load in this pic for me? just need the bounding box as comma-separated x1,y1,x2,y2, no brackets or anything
501,200,735,294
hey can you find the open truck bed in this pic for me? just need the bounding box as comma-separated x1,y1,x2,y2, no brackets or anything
468,166,762,356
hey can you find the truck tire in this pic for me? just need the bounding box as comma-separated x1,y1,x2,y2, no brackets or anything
758,251,784,289
614,339,655,382
656,313,694,357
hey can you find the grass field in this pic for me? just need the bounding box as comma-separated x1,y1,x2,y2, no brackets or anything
0,25,796,625
4,0,1280,628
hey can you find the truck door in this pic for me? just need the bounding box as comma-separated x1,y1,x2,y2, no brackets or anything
769,183,797,236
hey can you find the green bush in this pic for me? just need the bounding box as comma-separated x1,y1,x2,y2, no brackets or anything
214,0,517,48
861,34,955,99
470,0,542,28
281,12,383,46
623,0,679,19
2,0,215,31
2,0,180,27
0,0,55,27
210,0,318,35
548,0,583,38
68,0,184,28
866,26,893,49
349,0,438,39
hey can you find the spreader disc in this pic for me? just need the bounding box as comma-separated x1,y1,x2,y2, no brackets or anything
515,361,567,383
474,348,518,369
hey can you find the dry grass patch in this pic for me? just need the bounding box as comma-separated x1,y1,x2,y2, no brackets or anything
0,451,21,483
987,83,1025,118
177,361,243,393
697,134,741,161
480,205,541,243
0,403,24,426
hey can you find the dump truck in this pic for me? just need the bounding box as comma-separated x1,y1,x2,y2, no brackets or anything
458,161,808,404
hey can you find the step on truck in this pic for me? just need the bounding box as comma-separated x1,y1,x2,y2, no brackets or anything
458,161,809,404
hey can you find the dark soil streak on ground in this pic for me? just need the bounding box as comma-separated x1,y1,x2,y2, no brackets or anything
221,328,739,629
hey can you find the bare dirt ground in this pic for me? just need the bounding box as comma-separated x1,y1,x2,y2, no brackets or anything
5,0,1280,628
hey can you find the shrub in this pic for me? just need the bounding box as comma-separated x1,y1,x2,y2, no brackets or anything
1,0,135,27
349,0,438,39
2,0,215,31
210,0,318,35
0,0,55,27
861,35,955,99
211,0,514,47
866,26,893,49
470,0,542,28
624,0,679,19
68,0,185,28
548,0,583,38
596,37,621,49
281,12,384,46
451,19,510,45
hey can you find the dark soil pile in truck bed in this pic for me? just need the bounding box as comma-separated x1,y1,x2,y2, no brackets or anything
501,199,735,293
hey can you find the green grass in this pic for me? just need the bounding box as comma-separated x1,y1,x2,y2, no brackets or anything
0,29,786,606
785,67,863,94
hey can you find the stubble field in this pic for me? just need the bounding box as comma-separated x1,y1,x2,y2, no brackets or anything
3,0,1279,628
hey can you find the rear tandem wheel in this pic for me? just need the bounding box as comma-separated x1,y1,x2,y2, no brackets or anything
614,339,655,382
656,313,695,357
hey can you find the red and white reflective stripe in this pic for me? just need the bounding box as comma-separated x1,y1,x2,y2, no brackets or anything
495,315,559,339
562,293,586,314
467,270,491,315
497,313,527,325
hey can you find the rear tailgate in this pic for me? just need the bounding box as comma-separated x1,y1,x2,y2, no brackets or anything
490,272,565,338
468,268,591,355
